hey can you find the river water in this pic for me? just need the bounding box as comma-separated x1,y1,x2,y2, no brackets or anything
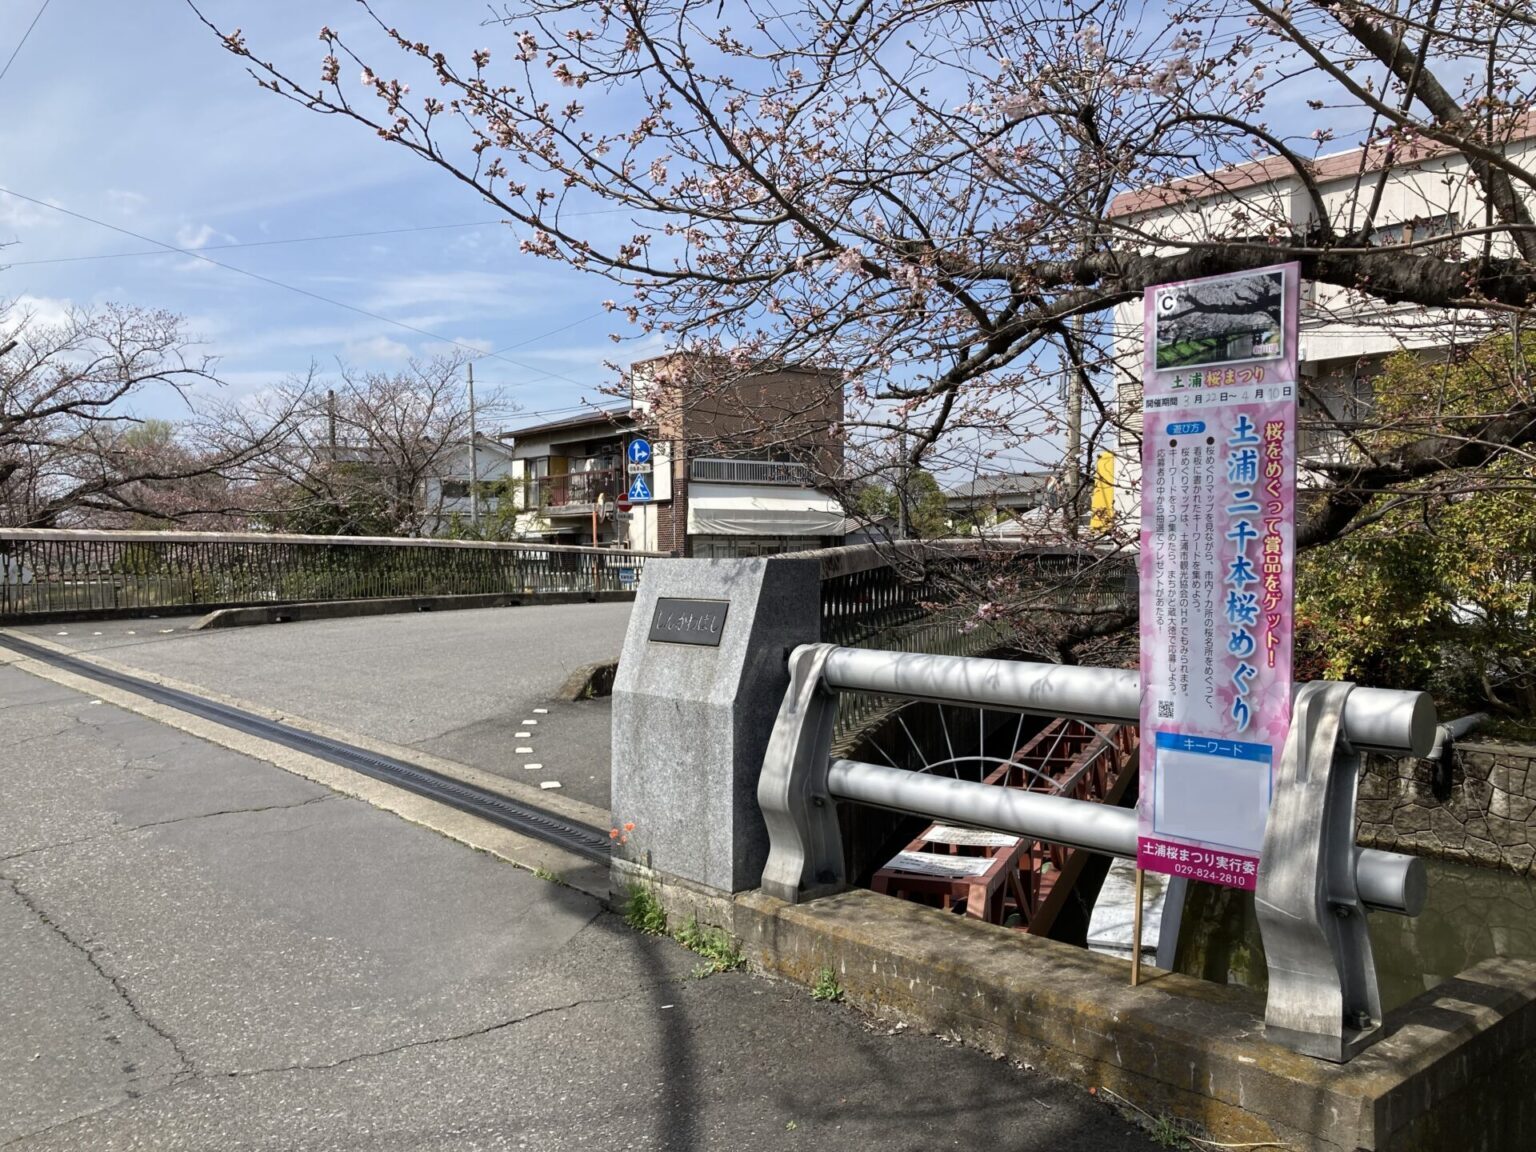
1170,860,1536,1014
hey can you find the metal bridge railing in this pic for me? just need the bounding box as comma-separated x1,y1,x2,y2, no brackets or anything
758,643,1436,1063
810,540,1135,741
0,529,660,620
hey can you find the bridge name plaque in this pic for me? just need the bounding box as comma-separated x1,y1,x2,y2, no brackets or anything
648,597,729,646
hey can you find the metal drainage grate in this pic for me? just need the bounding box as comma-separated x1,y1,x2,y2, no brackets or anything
0,633,613,863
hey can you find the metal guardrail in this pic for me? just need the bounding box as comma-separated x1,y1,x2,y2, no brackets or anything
0,529,660,619
812,540,1135,648
688,457,814,485
758,643,1435,1063
524,470,623,512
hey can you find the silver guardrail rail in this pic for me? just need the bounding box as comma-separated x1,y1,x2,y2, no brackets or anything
757,644,1436,1063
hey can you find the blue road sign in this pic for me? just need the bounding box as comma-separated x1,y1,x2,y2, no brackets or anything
628,474,653,502
627,438,653,465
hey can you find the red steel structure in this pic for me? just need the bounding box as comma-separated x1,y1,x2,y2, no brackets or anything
871,718,1139,934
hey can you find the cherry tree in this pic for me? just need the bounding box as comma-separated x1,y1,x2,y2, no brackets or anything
0,299,299,528
195,0,1536,659
235,353,511,537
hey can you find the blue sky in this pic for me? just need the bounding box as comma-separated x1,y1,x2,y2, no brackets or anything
0,0,1390,463
0,0,654,431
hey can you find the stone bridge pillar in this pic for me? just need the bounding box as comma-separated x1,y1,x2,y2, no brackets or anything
610,556,820,893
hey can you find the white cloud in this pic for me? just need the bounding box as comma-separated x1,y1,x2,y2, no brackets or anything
364,271,545,316
0,194,62,233
343,334,413,362
209,372,300,403
107,189,148,215
3,293,75,334
518,331,667,366
174,222,235,250
425,336,493,355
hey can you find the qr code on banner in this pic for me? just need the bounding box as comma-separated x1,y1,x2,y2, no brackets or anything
1157,700,1174,719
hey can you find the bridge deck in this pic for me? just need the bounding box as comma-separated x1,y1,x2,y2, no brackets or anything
8,605,630,811
0,662,1157,1151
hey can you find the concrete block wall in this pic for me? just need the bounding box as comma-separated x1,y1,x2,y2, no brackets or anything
1358,741,1536,875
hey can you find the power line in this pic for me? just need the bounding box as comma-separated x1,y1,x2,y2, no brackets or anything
0,185,597,390
2,219,506,266
0,0,50,87
1,204,646,268
478,311,607,359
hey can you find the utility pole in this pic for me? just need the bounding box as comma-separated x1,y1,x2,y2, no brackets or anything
467,362,481,530
1066,311,1086,539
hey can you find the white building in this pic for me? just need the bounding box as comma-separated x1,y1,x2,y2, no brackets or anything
420,435,521,536
1106,125,1535,521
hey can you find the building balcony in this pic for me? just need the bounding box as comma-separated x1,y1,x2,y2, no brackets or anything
524,470,624,515
688,456,814,486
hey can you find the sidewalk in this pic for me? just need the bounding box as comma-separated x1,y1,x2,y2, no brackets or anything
0,661,1156,1151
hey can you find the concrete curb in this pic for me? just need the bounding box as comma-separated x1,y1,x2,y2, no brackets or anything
192,590,635,630
556,659,620,701
616,861,1536,1152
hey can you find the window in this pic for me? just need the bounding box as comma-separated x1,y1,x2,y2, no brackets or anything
1368,213,1460,258
1299,367,1376,463
439,479,470,500
473,478,515,500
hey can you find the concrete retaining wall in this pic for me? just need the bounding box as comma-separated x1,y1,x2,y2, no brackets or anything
1359,741,1536,876
616,861,1536,1152
191,591,634,630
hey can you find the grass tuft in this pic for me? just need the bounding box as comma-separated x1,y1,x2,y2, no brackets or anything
810,967,843,1002
674,917,745,976
623,882,668,935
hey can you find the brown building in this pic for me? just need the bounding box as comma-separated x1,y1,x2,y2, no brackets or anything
501,354,849,556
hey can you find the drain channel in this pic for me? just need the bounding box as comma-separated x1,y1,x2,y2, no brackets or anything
0,633,613,863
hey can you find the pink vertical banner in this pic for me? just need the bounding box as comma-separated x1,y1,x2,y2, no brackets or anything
1137,264,1300,891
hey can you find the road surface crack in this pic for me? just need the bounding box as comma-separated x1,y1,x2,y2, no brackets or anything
128,793,334,832
224,992,638,1078
0,795,335,863
0,875,196,1081
0,1080,187,1150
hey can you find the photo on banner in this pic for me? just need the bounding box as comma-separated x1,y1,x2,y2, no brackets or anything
1137,263,1301,891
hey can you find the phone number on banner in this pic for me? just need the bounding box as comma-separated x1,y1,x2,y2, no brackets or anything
1139,838,1258,890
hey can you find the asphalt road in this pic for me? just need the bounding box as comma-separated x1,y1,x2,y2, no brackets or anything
14,604,629,810
0,661,1158,1151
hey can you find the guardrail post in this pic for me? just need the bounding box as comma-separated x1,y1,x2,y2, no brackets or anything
758,643,845,903
1254,680,1384,1062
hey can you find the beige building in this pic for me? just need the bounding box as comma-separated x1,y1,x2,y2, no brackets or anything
1106,125,1534,521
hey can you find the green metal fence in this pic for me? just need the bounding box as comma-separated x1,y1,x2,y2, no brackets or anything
0,529,659,620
